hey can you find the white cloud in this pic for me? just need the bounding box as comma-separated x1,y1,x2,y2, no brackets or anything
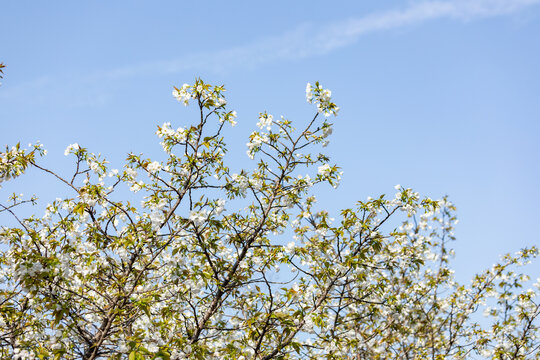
2,0,539,105
118,0,540,75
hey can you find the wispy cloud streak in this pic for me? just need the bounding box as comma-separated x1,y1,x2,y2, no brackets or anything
107,0,540,77
2,0,539,105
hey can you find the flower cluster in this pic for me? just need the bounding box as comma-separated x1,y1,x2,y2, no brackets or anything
246,132,269,159
63,143,80,156
0,143,45,186
256,112,273,130
146,161,162,173
306,81,340,117
172,83,192,106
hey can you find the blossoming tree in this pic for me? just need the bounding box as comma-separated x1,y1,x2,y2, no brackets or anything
1,80,539,359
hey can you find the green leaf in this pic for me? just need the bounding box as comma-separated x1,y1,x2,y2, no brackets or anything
73,203,85,215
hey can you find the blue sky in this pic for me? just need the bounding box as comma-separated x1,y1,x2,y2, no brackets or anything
1,0,540,281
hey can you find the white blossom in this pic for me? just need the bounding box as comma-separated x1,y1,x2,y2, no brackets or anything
64,143,80,156
256,113,273,130
172,83,191,106
147,161,162,173
318,163,331,176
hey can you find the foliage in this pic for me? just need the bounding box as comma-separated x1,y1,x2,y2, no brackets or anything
0,80,539,359
0,63,5,84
